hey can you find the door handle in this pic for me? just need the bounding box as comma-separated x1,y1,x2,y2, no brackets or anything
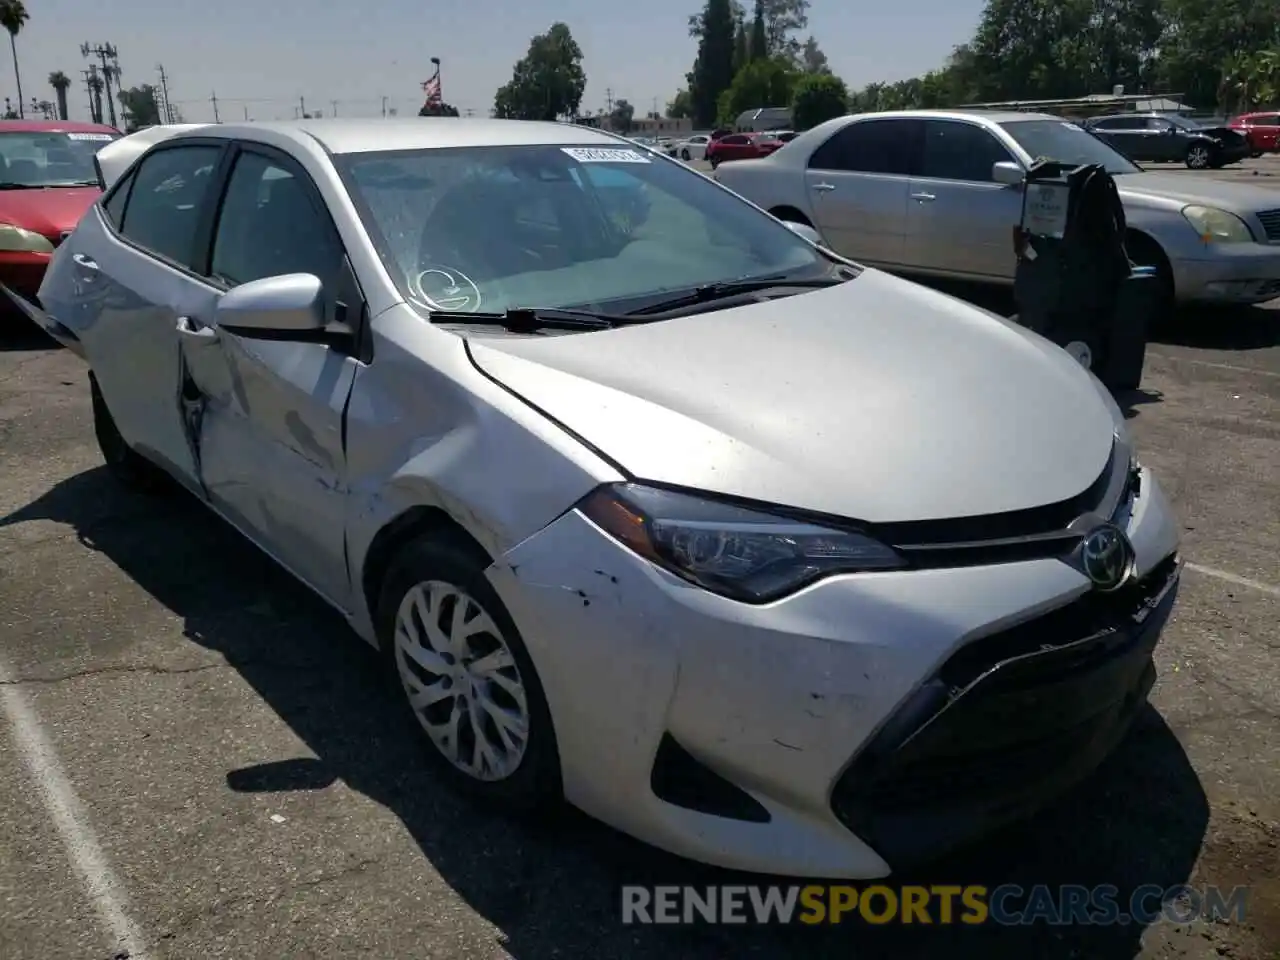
811,182,836,192
175,315,218,340
71,253,98,272
911,192,936,202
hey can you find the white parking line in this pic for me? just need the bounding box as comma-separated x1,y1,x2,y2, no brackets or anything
1185,562,1280,599
0,660,150,960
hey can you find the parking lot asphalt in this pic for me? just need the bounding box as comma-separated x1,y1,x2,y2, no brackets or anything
3,169,1280,960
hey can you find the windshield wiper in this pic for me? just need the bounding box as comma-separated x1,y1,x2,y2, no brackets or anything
428,306,631,333
0,182,44,190
49,180,100,187
625,273,850,316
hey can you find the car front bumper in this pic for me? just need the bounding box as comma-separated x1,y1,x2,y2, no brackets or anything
485,468,1181,878
1172,243,1280,304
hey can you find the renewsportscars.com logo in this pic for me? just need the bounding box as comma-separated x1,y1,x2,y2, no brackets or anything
621,884,1250,926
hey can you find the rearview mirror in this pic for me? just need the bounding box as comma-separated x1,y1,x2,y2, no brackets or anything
992,161,1025,186
215,273,329,337
783,220,823,244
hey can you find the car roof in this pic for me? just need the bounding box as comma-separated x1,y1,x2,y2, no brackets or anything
171,117,628,155
0,119,120,135
845,109,1058,125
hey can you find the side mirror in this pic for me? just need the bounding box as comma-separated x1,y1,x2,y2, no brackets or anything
783,220,823,244
215,273,331,338
992,160,1025,186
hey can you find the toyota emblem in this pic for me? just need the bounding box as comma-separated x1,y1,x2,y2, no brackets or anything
1080,523,1135,592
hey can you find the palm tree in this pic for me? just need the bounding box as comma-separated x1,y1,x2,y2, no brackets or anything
48,70,70,121
0,1,28,118
87,69,104,124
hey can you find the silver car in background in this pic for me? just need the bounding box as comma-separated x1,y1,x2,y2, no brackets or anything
20,118,1180,879
714,109,1280,308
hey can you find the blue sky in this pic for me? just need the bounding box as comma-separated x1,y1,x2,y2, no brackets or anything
14,0,986,123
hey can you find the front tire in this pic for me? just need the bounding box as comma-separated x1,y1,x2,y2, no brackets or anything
1186,143,1213,169
377,535,562,815
89,373,169,493
681,148,691,161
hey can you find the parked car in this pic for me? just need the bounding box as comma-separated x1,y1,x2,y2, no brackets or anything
714,110,1280,308
1084,112,1251,169
669,133,710,161
1228,112,1280,156
705,132,785,168
20,118,1180,880
0,120,121,322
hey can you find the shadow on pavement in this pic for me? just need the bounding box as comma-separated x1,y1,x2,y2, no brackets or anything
0,468,1211,960
1152,305,1280,351
0,321,56,352
1116,388,1165,420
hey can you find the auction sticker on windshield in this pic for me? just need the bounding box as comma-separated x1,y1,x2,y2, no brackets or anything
562,147,651,164
66,133,115,141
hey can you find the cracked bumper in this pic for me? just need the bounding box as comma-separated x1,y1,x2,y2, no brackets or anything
485,470,1179,879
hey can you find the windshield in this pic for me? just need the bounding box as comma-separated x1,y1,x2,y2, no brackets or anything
0,130,119,186
336,143,827,315
999,119,1141,175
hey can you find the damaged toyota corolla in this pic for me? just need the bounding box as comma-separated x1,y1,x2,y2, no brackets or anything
20,118,1181,879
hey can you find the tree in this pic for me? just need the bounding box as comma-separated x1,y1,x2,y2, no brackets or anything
48,70,70,121
791,73,847,130
419,101,461,116
492,22,586,120
87,70,104,124
0,0,28,118
800,36,829,74
749,0,768,61
718,56,796,126
760,0,810,65
610,98,635,132
666,89,694,119
118,85,161,129
690,0,737,127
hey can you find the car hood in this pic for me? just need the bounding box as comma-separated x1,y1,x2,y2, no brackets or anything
0,187,99,236
1116,171,1280,211
466,270,1117,523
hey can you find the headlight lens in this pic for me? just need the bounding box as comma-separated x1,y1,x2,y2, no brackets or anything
579,483,905,602
1182,205,1253,244
0,223,54,253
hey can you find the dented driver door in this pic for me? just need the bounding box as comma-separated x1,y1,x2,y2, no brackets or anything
177,144,361,608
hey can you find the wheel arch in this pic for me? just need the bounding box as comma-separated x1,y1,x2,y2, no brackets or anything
361,505,493,646
768,204,813,226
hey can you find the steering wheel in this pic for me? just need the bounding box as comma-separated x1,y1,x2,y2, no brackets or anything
412,264,484,313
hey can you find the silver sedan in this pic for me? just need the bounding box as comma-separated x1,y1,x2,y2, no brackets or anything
15,118,1180,879
714,109,1280,308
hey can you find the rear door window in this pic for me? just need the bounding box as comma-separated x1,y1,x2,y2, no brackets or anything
808,119,921,176
118,145,223,268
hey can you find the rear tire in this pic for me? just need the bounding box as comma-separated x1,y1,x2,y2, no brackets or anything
89,373,169,493
377,534,562,817
681,148,691,161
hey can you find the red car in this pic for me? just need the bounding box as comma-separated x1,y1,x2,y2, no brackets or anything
0,119,121,322
705,132,786,168
1228,112,1280,156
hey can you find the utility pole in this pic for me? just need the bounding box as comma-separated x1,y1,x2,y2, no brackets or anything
243,105,249,121
381,96,387,117
299,95,306,119
210,91,220,123
330,100,337,117
157,64,175,124
605,88,613,114
80,43,119,128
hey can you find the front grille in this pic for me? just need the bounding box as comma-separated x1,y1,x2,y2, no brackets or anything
1256,209,1280,242
830,555,1179,869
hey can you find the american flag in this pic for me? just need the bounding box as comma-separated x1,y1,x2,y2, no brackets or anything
422,75,442,103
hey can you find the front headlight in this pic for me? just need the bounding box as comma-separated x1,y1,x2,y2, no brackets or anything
579,483,905,603
0,223,54,254
1182,205,1254,244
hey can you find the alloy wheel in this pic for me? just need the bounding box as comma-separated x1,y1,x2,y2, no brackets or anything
1187,145,1210,169
393,580,530,782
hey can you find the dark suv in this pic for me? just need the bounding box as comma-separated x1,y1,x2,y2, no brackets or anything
1083,113,1251,169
